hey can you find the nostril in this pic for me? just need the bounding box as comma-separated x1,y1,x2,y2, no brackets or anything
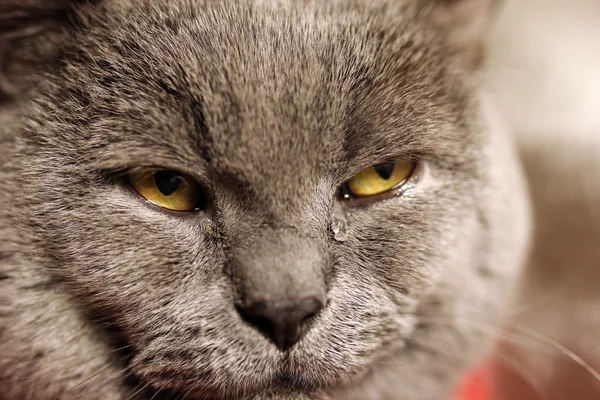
237,297,324,351
303,312,316,323
236,307,274,339
299,308,320,327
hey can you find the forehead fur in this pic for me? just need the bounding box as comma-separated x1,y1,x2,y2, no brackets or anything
34,0,476,175
11,0,482,227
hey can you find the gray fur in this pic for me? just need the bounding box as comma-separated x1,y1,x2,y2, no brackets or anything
0,0,530,399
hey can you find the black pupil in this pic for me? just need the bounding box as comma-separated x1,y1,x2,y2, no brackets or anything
154,171,182,196
373,163,395,180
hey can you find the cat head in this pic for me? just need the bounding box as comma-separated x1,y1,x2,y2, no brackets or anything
1,0,529,398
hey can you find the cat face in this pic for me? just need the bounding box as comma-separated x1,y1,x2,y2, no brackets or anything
0,0,530,399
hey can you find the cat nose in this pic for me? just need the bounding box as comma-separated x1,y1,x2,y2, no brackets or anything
230,230,328,351
239,297,324,351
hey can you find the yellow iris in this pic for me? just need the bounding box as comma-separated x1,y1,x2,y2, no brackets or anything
346,160,415,198
128,169,203,212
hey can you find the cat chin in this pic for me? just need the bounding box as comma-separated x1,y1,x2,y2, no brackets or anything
130,352,349,399
130,332,409,399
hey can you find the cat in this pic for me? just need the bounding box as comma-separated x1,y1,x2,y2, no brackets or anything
0,0,531,399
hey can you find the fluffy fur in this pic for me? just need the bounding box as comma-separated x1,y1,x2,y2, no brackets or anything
0,0,530,399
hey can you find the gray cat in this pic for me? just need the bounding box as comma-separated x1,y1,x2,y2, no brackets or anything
0,0,531,399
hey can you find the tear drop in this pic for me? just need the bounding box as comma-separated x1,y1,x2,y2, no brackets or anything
331,202,348,242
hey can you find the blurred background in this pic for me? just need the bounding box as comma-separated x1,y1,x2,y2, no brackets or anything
484,0,600,398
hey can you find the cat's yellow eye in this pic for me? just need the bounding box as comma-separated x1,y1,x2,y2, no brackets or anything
345,160,416,198
128,169,204,212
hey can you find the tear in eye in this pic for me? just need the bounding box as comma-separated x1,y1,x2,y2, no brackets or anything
342,159,416,200
128,169,205,212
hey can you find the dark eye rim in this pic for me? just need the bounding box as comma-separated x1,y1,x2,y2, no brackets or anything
126,168,207,214
338,161,422,207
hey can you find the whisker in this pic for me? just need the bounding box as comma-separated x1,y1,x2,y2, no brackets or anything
149,386,164,400
69,366,134,400
57,352,133,398
163,389,179,400
491,350,547,400
0,343,133,384
414,315,600,382
179,384,197,400
125,380,151,400
514,323,600,382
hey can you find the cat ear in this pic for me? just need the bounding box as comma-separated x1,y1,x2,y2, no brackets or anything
0,0,98,100
430,0,501,68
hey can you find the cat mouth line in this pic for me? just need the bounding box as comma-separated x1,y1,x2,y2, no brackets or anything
138,373,312,400
131,349,341,399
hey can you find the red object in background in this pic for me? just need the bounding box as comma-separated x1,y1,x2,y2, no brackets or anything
456,363,492,400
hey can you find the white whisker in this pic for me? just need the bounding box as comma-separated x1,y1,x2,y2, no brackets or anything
514,323,600,382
